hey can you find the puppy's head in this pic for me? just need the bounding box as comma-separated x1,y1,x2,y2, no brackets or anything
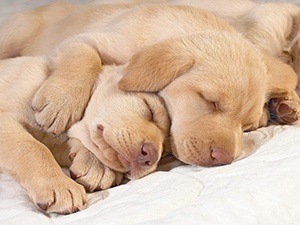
119,31,269,166
78,65,170,179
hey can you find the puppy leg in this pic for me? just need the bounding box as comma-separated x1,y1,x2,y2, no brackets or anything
32,33,125,136
68,138,123,192
264,53,300,124
0,114,87,214
32,40,101,136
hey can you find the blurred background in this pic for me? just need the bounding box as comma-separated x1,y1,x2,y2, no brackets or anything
0,0,299,23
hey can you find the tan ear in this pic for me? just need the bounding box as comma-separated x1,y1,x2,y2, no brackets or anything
264,53,298,99
119,40,195,92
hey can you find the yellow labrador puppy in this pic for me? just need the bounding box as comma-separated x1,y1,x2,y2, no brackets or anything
0,4,298,167
0,56,169,213
168,0,300,121
101,0,300,121
68,64,169,181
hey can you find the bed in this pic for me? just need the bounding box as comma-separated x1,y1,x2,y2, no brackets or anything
1,1,300,225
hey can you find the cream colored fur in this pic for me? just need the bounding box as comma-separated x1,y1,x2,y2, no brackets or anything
0,56,169,213
191,0,300,89
0,1,300,213
101,0,300,88
0,2,298,165
68,64,169,180
0,57,87,214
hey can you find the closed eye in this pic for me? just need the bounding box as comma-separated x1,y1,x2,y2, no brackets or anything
211,101,220,111
198,92,220,111
143,98,154,122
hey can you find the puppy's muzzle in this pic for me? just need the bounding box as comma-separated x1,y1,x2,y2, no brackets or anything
174,129,239,167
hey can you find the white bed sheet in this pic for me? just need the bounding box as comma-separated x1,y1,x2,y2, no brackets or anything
1,1,300,225
1,124,300,225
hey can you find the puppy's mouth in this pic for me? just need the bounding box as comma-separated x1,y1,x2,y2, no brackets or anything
117,154,131,172
91,135,127,172
117,154,134,178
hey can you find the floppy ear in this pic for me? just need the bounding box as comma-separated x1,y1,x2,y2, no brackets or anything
264,53,298,99
118,40,195,92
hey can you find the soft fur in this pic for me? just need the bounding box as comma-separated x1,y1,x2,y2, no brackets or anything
0,1,300,213
0,2,298,164
105,0,300,89
0,56,169,213
68,64,170,180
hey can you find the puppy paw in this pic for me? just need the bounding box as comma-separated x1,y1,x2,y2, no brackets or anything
32,76,91,135
269,97,300,124
28,175,87,214
68,140,123,192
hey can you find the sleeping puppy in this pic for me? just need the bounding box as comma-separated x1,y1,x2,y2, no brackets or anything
0,3,297,166
101,0,300,121
67,64,169,181
180,0,300,123
119,33,299,165
0,56,169,214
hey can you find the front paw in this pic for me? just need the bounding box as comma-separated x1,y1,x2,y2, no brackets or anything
269,97,300,124
28,174,87,214
32,76,91,135
68,141,123,192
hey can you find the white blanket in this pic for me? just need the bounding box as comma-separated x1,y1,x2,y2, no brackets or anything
1,1,300,224
1,124,300,225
